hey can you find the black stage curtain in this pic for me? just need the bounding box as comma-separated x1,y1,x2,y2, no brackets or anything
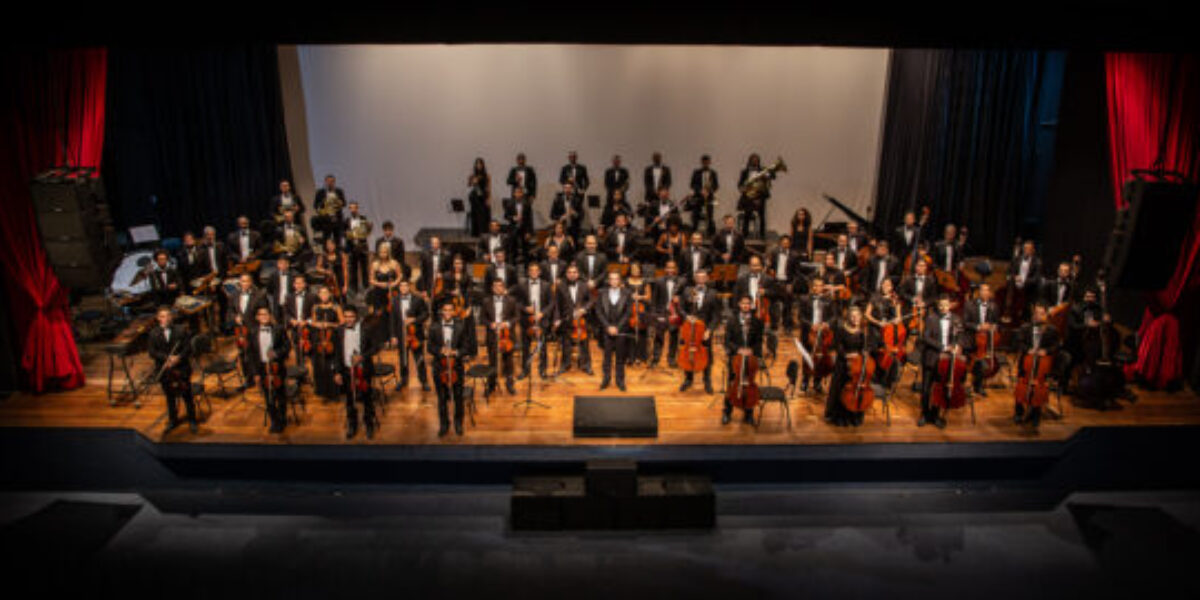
102,46,292,238
872,49,1065,257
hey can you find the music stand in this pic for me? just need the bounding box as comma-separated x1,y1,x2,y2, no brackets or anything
587,194,601,209
606,263,630,278
711,264,739,289
450,198,465,213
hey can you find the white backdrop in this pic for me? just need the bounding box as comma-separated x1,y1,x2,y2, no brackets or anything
290,44,889,243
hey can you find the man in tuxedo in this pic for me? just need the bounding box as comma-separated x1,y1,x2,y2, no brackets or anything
1009,240,1043,319
900,259,937,311
176,232,203,290
574,235,608,296
893,209,930,269
643,152,672,202
428,301,476,436
270,179,305,223
797,278,834,393
554,264,594,374
559,151,590,194
679,269,720,393
505,187,535,262
865,240,900,296
283,274,315,366
724,295,764,424
199,226,227,280
919,295,967,429
246,305,291,433
226,273,266,387
737,154,773,239
831,234,856,274
604,212,637,264
148,306,197,434
644,186,679,237
388,279,430,391
227,215,264,267
550,181,585,241
845,222,869,255
516,262,555,380
1013,303,1061,427
735,255,769,321
934,224,966,274
266,256,296,322
479,219,510,264
418,236,451,296
689,154,720,235
541,244,568,289
1041,261,1075,308
506,153,537,199
595,271,633,391
343,201,373,292
767,234,805,331
485,248,519,290
375,221,405,256
147,249,183,307
964,282,1000,396
650,260,685,368
713,215,745,265
682,231,713,284
603,155,631,227
312,174,346,244
333,304,384,439
275,209,308,263
481,278,520,395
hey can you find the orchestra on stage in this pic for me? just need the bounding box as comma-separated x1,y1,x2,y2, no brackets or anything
129,151,1136,440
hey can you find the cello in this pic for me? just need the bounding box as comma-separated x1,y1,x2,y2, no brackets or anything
840,352,876,413
876,317,908,375
931,337,969,410
678,319,710,374
1013,345,1052,410
972,325,1000,381
755,295,771,328
725,351,760,411
807,321,835,383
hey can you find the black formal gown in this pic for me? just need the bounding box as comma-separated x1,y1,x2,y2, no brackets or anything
311,305,341,399
825,326,873,426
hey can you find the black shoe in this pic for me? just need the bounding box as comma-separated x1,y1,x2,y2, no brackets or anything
617,382,626,392
935,417,947,429
583,368,594,376
506,380,517,395
679,379,693,392
704,379,714,394
438,424,449,437
365,422,376,440
539,370,548,380
454,422,463,436
976,388,988,397
162,419,179,435
800,381,809,393
188,421,199,434
599,380,610,390
421,382,431,392
721,412,732,425
814,383,824,394
346,422,358,439
516,372,528,381
649,360,660,368
668,359,678,369
917,416,927,427
742,411,754,425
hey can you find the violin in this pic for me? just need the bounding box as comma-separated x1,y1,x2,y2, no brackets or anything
667,296,683,328
352,354,370,394
386,286,399,313
498,323,514,353
908,300,928,336
725,350,760,410
439,354,459,386
264,358,284,391
318,327,334,355
840,352,876,412
1013,348,1053,409
931,344,969,410
527,312,542,339
299,324,312,354
406,323,420,351
755,295,771,327
452,293,470,320
630,298,646,330
234,324,249,349
807,322,835,381
678,319,710,373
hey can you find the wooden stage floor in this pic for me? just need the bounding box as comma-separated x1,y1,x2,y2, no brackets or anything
2,333,1198,447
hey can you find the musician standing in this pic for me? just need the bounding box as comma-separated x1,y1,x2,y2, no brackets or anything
149,306,197,434
737,154,772,239
541,244,568,289
1008,241,1043,321
826,305,876,427
227,273,266,388
574,235,608,297
1041,261,1075,308
724,295,763,424
176,232,202,292
246,306,291,434
333,305,383,439
375,221,407,263
275,209,307,264
643,152,672,203
505,187,535,262
650,260,685,368
467,158,491,237
344,201,373,293
506,152,537,199
485,248,519,290
919,295,967,429
479,220,510,265
147,250,183,307
933,224,966,275
284,274,315,372
482,278,519,395
602,156,631,228
865,240,899,296
595,272,633,391
688,154,720,234
312,174,346,245
679,270,720,394
964,283,1000,396
429,301,475,436
388,279,430,391
266,256,296,323
865,278,906,388
605,212,637,264
559,151,590,196
736,255,770,328
554,264,594,375
417,236,451,297
270,180,305,223
893,209,930,269
550,181,585,241
644,186,679,238
900,259,937,312
516,262,555,380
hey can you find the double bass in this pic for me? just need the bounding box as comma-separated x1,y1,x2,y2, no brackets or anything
725,351,759,410
931,340,969,410
678,319,710,373
840,352,876,412
1076,282,1125,405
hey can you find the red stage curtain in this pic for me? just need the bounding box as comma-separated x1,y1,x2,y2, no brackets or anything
0,49,106,392
1105,53,1200,388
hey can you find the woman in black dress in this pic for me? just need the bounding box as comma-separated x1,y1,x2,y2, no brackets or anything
316,237,349,299
543,221,576,262
825,304,877,427
790,207,814,258
467,157,491,236
367,244,402,314
310,286,344,400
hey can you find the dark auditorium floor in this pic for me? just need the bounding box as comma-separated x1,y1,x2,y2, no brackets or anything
2,486,1198,599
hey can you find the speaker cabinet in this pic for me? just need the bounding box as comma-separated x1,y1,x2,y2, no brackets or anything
1105,178,1198,290
31,168,113,290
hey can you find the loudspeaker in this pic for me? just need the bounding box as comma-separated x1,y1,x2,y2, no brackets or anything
1104,178,1198,290
31,168,113,290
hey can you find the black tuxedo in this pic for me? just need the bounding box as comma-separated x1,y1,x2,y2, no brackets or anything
485,262,519,290
481,294,520,385
865,255,901,295
226,287,267,329
506,165,537,197
418,249,452,294
713,229,745,264
197,242,227,278
688,167,720,231
573,252,609,287
680,285,719,381
604,226,638,261
595,287,633,385
830,246,856,273
643,163,673,201
478,232,510,262
149,323,196,426
680,247,714,283
266,269,298,320
899,275,937,308
245,323,291,430
918,311,967,420
387,292,431,383
735,272,771,305
1040,277,1075,307
724,314,764,359
283,290,315,325
427,318,475,429
559,163,590,191
1010,255,1043,293
333,320,384,430
933,239,965,273
176,245,204,285
147,266,183,305
270,193,305,220
312,186,346,242
550,192,585,238
963,299,999,332
554,279,593,370
649,275,685,365
541,259,569,288
893,224,928,264
604,166,630,198
226,228,264,263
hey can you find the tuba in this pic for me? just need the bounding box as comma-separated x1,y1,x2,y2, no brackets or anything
739,156,787,201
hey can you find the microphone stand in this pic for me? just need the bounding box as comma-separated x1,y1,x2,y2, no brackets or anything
514,333,550,411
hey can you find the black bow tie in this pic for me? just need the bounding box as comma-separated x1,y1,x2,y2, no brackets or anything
443,321,453,327
401,295,410,301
